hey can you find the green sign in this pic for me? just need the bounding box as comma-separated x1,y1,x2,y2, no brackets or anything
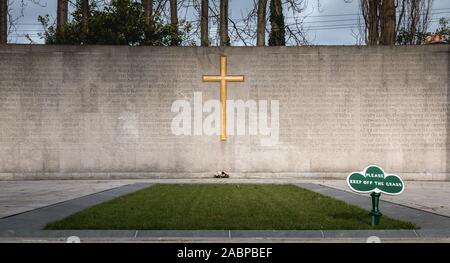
347,165,404,195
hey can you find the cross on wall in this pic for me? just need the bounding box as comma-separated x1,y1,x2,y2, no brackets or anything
202,55,245,141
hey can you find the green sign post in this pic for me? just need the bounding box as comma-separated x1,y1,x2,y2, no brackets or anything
347,165,404,226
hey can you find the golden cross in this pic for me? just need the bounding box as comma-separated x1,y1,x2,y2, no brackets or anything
202,55,245,141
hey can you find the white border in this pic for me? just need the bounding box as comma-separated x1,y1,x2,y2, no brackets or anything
346,165,405,196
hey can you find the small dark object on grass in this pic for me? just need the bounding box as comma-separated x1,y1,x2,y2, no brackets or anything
214,171,229,178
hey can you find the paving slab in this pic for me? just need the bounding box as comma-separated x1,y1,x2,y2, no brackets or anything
415,229,450,238
0,183,152,237
7,230,138,238
137,230,229,238
296,183,450,229
0,179,307,218
320,180,450,217
230,230,323,238
322,230,418,238
0,180,132,218
0,180,450,242
2,178,449,219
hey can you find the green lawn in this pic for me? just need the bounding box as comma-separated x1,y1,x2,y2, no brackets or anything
45,184,415,230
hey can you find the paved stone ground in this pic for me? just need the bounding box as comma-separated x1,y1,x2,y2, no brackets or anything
0,183,151,237
319,180,450,217
0,180,131,218
3,237,450,243
1,179,450,219
0,179,313,218
298,183,450,230
0,179,449,242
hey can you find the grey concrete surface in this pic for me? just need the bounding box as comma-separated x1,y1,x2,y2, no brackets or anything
0,178,307,218
0,183,151,237
319,180,450,217
0,180,132,218
0,181,450,243
297,183,450,229
1,45,450,180
2,179,450,220
2,237,450,243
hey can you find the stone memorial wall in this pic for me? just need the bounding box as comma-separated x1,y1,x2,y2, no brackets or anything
0,45,449,180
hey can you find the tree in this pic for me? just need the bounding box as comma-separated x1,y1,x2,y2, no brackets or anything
367,0,379,45
256,0,267,46
357,0,433,45
201,0,209,46
269,0,285,46
433,18,450,44
57,0,69,35
217,0,306,46
0,0,6,44
39,0,182,46
82,0,89,35
143,0,153,30
169,0,180,45
219,0,229,46
396,0,433,45
380,0,395,45
170,0,178,27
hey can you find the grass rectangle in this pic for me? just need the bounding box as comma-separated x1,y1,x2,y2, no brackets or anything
45,184,415,230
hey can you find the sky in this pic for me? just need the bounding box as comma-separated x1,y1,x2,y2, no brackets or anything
7,0,450,45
